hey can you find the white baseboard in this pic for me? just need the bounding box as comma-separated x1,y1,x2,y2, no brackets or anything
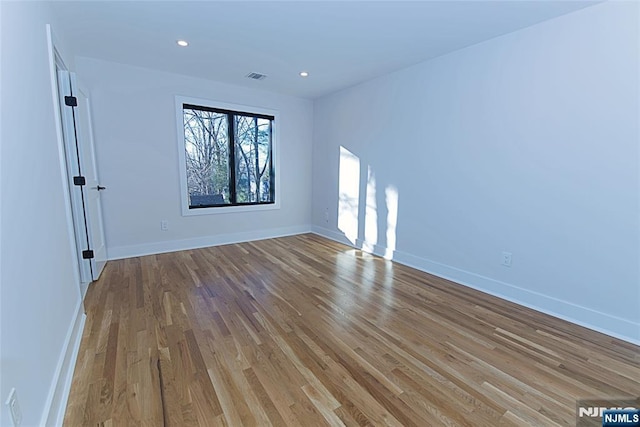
108,225,313,260
40,299,86,426
311,225,640,345
311,225,355,247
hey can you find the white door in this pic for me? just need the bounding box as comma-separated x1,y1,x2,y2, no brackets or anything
57,70,107,283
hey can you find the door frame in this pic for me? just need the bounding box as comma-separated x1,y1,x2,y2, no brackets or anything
47,24,109,298
47,25,85,295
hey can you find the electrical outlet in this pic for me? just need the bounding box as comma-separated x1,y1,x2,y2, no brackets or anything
5,388,22,426
324,208,329,223
501,251,513,267
160,220,168,231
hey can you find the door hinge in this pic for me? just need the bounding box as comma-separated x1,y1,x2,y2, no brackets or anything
82,250,94,259
73,176,86,186
64,96,77,107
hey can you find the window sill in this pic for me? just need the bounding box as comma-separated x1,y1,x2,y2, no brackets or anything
181,202,280,217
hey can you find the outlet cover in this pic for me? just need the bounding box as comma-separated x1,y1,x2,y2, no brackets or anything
501,251,513,267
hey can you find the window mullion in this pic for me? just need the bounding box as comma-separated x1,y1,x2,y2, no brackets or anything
228,113,237,204
269,122,275,202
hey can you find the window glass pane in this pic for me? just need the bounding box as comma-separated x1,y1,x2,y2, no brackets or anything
183,108,231,207
234,115,273,204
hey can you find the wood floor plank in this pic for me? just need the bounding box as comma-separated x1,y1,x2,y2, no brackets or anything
64,234,640,426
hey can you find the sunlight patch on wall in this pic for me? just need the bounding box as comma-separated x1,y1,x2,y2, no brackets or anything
384,185,399,260
363,166,378,253
338,146,360,244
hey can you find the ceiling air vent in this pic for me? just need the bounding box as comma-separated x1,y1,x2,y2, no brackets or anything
246,72,267,81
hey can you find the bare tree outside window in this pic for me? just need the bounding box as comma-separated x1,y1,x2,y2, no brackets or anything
182,104,274,209
184,109,230,205
234,115,272,203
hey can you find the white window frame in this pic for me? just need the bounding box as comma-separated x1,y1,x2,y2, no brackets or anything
175,95,280,216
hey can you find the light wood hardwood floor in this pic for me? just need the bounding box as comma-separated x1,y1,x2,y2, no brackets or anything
64,234,639,426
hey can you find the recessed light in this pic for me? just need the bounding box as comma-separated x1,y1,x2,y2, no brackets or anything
299,71,309,77
176,40,189,47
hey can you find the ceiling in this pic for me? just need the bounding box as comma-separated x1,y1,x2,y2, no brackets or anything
50,1,598,99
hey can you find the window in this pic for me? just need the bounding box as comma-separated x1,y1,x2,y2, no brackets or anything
176,97,278,215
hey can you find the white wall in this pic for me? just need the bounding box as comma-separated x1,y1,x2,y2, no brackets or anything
312,2,640,343
75,57,314,259
1,2,83,426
